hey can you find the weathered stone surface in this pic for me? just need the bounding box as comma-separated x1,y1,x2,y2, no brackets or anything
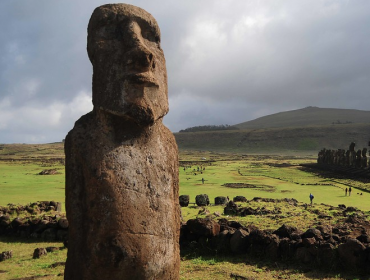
58,218,68,229
64,4,179,279
195,194,209,206
214,196,228,205
338,238,366,268
33,248,47,259
296,247,315,264
279,238,297,259
316,224,332,237
186,218,220,238
0,251,12,262
41,228,57,240
210,229,231,252
317,242,336,267
301,228,323,241
46,247,59,253
230,228,249,254
233,196,247,202
224,201,238,216
179,195,190,207
273,224,299,239
357,234,370,243
248,229,278,257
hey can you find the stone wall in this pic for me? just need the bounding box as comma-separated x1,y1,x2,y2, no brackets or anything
181,217,370,273
0,201,67,241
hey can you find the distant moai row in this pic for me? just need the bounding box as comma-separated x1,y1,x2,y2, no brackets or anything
317,142,368,168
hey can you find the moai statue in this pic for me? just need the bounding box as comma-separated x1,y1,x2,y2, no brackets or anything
64,4,180,279
339,149,345,166
345,149,350,166
362,148,367,168
349,142,356,167
333,150,338,165
356,149,362,168
317,149,324,164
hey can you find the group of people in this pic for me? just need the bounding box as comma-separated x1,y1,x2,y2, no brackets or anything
310,186,354,206
345,187,352,196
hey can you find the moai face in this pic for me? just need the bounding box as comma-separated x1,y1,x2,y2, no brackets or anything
87,4,168,125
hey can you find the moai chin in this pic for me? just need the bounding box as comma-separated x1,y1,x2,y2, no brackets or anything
64,4,180,279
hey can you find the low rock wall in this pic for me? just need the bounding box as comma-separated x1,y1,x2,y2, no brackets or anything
181,217,370,273
0,201,67,241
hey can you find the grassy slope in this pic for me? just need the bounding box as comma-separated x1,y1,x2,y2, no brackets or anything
233,106,370,129
175,123,370,153
175,107,370,153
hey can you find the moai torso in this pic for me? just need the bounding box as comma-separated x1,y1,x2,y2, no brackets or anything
65,113,179,279
64,4,180,279
361,148,367,168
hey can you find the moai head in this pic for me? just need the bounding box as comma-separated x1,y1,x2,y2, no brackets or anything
87,4,168,125
349,142,356,152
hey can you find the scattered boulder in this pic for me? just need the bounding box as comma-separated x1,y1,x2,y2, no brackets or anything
301,228,323,241
179,195,190,207
186,218,220,237
316,224,332,237
46,247,59,253
296,247,315,264
338,238,366,268
195,194,210,206
273,224,299,239
248,229,278,257
41,228,57,241
224,201,238,216
214,196,228,205
39,169,58,175
58,218,69,229
356,234,370,243
230,228,249,254
33,248,47,259
0,251,12,262
233,196,247,202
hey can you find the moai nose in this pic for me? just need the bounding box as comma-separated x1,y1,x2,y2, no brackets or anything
132,46,155,71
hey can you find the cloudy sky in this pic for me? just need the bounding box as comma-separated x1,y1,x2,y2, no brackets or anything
1,0,369,143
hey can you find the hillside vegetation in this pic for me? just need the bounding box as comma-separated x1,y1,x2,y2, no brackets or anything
233,106,370,129
175,107,370,153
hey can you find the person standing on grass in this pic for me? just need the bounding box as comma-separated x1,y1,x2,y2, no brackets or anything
309,193,314,205
349,187,352,196
345,188,348,196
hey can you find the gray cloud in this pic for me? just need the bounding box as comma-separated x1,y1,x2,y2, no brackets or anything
0,0,369,143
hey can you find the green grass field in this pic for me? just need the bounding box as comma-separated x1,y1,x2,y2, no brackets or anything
179,154,370,211
1,145,370,279
0,161,65,210
0,148,369,212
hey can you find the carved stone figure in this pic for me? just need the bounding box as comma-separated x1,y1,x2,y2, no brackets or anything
356,149,362,168
362,148,367,168
64,4,180,279
349,142,356,166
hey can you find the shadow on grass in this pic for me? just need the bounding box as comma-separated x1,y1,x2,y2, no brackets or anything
180,246,368,280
